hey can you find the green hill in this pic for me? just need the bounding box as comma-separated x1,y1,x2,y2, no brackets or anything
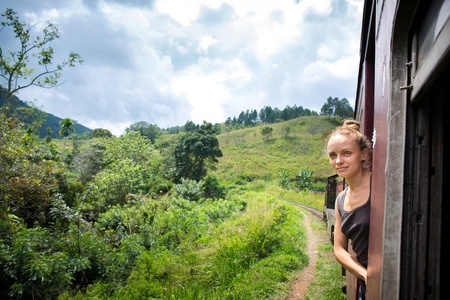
0,92,93,139
211,116,339,189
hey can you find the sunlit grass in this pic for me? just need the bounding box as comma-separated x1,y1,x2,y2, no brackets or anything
304,214,346,300
246,179,325,210
60,190,310,299
212,116,336,187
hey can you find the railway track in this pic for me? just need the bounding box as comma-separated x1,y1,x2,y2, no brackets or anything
281,198,324,220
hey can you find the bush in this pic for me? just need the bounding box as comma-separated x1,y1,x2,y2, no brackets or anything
172,178,205,201
1,226,74,299
0,113,66,228
203,174,225,198
90,159,152,210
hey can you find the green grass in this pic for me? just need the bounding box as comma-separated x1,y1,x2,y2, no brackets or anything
60,191,310,300
242,179,324,210
242,178,346,299
304,214,346,300
211,116,337,187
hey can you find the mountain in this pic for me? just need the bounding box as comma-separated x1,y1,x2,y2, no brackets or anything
0,91,93,139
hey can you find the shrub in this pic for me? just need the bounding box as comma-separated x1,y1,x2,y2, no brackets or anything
278,169,291,189
203,174,225,198
0,113,66,228
172,178,205,201
91,159,152,210
294,167,315,190
1,226,74,299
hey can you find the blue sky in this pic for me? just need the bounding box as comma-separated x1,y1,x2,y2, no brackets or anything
1,0,363,135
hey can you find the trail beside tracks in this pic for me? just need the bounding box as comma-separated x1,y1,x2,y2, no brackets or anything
284,200,329,300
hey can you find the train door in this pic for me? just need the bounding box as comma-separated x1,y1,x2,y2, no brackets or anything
401,0,449,298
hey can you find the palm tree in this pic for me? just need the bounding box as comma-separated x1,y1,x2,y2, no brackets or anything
59,118,75,148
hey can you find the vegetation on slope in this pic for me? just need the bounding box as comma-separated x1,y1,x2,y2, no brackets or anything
212,116,339,190
1,107,348,299
0,110,322,299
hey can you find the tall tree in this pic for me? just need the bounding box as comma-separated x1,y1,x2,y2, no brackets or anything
172,122,222,182
90,128,113,139
0,8,82,108
59,118,75,148
125,121,161,143
320,96,354,119
45,126,53,143
183,120,199,132
320,97,338,116
334,98,354,119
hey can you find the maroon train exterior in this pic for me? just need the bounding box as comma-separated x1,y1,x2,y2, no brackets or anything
326,0,448,299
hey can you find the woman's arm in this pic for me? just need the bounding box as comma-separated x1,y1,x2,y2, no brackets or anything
334,203,368,281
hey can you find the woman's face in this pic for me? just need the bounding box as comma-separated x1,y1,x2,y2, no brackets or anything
327,134,368,179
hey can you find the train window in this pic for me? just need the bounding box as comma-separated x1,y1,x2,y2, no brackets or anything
417,0,450,68
409,0,450,102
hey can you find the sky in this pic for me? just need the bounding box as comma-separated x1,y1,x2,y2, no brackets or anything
1,0,364,136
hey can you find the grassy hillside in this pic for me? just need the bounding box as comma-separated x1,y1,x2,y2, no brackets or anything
212,116,339,189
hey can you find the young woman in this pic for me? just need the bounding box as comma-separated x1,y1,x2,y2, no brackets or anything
327,120,371,299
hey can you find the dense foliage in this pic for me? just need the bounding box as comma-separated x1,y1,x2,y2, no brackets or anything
0,109,311,299
1,105,348,299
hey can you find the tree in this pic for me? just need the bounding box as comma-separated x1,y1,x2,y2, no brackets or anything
183,120,199,132
260,126,273,140
76,132,157,207
282,125,291,138
278,170,291,189
320,97,338,116
59,118,75,148
125,121,161,143
73,139,107,184
0,8,82,108
334,98,354,119
172,122,223,182
294,168,314,190
320,97,354,119
259,106,274,124
90,128,113,139
45,126,53,143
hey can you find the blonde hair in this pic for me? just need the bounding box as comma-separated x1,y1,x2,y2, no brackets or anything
327,119,372,170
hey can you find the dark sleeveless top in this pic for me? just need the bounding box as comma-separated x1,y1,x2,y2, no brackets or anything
337,184,371,268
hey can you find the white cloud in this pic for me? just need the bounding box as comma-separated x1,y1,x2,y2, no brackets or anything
84,120,129,137
24,0,90,30
2,0,364,134
171,57,252,124
197,36,218,53
303,54,359,82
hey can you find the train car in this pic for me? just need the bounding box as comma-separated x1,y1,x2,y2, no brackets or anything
347,0,448,299
323,174,347,244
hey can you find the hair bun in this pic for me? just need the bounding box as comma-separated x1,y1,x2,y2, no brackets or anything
342,120,361,132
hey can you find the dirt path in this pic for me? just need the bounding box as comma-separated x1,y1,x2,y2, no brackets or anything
287,210,326,299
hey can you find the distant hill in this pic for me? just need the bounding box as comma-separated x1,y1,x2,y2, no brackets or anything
210,116,340,188
0,92,93,139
